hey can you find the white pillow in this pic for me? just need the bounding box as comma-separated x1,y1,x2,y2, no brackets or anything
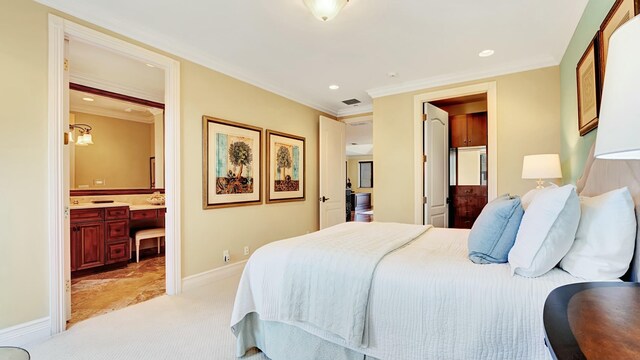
508,185,580,277
521,183,558,210
560,187,636,280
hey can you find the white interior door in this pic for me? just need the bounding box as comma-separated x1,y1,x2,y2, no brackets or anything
319,116,346,229
424,103,449,227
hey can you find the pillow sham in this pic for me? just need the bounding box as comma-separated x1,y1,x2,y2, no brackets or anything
521,183,558,210
560,187,636,280
508,185,580,278
468,194,524,264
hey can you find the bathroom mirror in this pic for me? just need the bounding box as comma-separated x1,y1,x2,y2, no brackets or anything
69,88,165,190
450,146,487,186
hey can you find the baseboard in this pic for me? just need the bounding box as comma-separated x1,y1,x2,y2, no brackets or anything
0,317,50,346
182,260,247,292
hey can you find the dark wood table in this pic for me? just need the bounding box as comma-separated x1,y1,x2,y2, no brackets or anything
543,282,640,360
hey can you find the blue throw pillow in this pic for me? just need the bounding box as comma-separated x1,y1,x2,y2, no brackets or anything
468,194,524,264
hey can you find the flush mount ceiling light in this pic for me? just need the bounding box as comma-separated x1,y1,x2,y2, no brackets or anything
303,0,349,21
82,97,94,102
329,84,340,90
478,49,495,57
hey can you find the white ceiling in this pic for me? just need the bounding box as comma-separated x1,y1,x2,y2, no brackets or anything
345,115,373,156
40,0,588,116
70,89,160,123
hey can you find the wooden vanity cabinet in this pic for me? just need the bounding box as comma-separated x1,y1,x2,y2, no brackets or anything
71,206,130,273
450,112,487,148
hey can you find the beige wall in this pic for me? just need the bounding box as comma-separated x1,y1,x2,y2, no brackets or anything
72,112,153,189
373,66,561,223
347,155,373,204
0,0,328,329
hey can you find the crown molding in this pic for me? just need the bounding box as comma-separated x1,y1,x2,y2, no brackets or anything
336,104,373,117
37,0,338,116
70,72,164,104
366,57,558,99
71,103,155,123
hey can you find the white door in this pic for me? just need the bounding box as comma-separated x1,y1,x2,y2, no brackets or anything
424,103,449,227
319,116,346,229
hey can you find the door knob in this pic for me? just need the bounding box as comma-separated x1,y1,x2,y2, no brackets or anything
320,196,330,202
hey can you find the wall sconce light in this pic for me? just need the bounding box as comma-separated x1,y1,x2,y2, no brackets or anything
69,124,94,146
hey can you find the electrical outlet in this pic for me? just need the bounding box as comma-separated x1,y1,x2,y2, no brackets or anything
243,246,250,256
223,250,230,263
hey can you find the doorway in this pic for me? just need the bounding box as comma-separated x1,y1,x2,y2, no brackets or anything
47,15,181,334
413,82,497,226
344,114,374,223
429,94,488,228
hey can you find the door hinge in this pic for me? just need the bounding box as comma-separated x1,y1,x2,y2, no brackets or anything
423,155,427,163
64,206,69,218
65,279,71,293
423,196,428,204
423,114,427,121
64,58,69,71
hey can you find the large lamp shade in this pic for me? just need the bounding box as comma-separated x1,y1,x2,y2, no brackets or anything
594,15,640,159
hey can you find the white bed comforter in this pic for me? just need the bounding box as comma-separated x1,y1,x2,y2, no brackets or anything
231,225,583,360
231,222,429,347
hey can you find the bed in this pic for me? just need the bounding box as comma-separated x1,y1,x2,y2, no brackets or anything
230,146,640,360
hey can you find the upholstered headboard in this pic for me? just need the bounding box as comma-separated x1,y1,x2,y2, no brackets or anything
576,145,640,282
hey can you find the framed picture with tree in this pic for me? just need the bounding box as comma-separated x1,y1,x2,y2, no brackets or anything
266,129,305,203
202,116,262,209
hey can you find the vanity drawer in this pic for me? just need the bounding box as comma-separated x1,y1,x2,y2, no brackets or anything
106,220,129,241
71,208,104,223
130,209,157,220
105,241,129,264
106,206,129,220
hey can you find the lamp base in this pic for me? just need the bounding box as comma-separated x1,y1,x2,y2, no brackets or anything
536,179,545,189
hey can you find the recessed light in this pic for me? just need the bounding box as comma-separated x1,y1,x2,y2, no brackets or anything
329,85,340,90
124,108,132,113
388,72,398,78
82,97,94,102
145,63,155,68
479,49,495,57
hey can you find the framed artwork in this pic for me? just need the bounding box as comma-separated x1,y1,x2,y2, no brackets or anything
202,116,262,209
359,161,373,188
599,0,640,84
576,34,601,137
266,130,305,203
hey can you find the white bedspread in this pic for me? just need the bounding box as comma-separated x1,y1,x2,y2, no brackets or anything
231,225,583,360
231,222,429,347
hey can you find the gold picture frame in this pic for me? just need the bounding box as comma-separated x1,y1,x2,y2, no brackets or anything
266,130,306,203
202,116,263,209
576,34,601,137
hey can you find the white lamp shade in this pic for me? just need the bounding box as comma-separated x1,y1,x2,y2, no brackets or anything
522,154,562,179
595,15,640,159
82,133,93,145
303,0,348,21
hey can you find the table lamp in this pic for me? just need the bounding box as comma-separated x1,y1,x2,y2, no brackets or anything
522,154,562,189
595,15,640,159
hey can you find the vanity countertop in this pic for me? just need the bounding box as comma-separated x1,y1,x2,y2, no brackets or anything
129,204,166,211
69,201,131,210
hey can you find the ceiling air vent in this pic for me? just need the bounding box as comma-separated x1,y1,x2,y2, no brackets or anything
342,98,361,105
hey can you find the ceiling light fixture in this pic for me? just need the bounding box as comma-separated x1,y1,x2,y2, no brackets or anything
82,97,94,102
303,0,349,22
478,49,495,57
329,84,340,90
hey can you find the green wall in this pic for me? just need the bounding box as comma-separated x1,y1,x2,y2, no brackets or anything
560,0,615,184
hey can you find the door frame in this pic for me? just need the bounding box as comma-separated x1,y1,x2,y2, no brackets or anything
47,15,181,335
413,82,497,225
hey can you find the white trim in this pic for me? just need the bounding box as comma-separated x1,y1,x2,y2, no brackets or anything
0,317,51,347
70,72,164,104
413,82,498,225
35,0,337,116
368,58,555,99
47,15,182,335
336,104,373,117
70,104,155,124
182,260,248,292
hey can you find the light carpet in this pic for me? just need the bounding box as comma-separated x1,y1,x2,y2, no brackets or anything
27,274,268,360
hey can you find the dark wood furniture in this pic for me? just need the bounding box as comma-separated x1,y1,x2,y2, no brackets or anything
129,207,166,257
71,206,130,273
543,282,640,360
450,112,487,148
351,193,372,212
450,186,487,229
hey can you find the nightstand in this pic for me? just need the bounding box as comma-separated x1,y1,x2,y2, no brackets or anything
543,282,640,360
